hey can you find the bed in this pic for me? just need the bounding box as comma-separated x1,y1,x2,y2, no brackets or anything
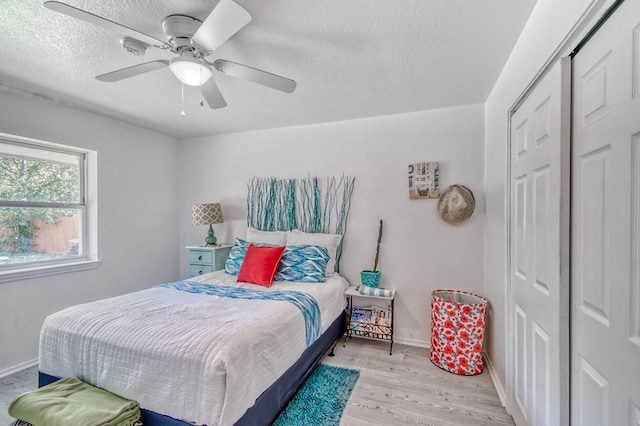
38,269,349,425
37,176,356,425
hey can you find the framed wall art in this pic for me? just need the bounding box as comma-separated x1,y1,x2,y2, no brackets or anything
408,162,439,199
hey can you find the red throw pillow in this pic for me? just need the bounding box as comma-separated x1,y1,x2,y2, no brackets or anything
237,244,286,287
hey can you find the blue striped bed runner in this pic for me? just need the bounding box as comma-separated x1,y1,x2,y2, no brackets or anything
156,281,321,346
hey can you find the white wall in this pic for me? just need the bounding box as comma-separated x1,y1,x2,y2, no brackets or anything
483,0,614,397
0,87,181,374
179,104,485,346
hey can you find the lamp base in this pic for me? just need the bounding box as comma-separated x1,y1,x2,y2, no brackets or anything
205,224,217,246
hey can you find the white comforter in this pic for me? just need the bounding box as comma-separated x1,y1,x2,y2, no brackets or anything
39,271,349,425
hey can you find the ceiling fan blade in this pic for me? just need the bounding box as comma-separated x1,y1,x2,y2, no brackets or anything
213,60,297,93
200,78,227,109
96,60,169,82
191,0,251,54
43,1,169,49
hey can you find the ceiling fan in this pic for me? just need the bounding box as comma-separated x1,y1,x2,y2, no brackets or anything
43,0,297,109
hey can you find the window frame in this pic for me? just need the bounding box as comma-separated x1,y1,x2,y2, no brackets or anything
0,133,100,282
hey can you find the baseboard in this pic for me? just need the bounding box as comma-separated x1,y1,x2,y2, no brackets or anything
483,351,507,408
0,358,38,378
394,337,430,348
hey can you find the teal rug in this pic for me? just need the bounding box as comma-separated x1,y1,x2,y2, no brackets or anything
274,364,360,426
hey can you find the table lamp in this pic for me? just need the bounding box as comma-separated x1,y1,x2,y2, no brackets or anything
192,203,224,246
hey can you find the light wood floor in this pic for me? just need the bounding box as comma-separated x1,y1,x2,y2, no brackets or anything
1,341,513,425
327,340,513,425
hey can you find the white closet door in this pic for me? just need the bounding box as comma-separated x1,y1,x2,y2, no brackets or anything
571,0,640,424
509,59,570,426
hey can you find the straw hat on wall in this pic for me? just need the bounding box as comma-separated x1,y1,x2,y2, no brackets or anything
437,184,475,225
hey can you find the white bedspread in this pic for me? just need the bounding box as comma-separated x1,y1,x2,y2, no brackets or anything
39,271,349,425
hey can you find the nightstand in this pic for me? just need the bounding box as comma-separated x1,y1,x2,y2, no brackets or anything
344,285,396,355
186,245,232,278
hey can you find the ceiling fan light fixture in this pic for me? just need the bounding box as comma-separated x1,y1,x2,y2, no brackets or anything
169,56,212,87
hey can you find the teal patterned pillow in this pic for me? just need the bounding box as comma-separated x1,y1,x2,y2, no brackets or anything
275,245,329,283
224,238,277,275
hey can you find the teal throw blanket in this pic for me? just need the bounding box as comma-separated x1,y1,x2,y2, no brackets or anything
157,281,321,346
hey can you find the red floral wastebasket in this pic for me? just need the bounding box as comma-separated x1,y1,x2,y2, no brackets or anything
430,289,488,376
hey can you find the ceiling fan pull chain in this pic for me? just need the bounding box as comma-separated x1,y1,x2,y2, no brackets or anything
200,66,205,107
181,83,186,117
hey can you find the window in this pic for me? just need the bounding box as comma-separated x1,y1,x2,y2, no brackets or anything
0,133,98,280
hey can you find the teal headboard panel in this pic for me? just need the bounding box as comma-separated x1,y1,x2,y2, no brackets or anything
246,175,355,272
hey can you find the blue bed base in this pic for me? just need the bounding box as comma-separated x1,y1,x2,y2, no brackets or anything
39,310,346,426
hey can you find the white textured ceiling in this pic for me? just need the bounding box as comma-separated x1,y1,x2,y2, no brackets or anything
0,0,536,139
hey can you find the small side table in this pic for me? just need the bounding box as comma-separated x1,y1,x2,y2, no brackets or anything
344,285,395,355
186,245,232,278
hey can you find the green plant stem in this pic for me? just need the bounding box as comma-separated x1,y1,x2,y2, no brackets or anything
373,219,383,272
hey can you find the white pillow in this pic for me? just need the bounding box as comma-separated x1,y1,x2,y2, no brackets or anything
286,229,343,273
246,227,288,245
